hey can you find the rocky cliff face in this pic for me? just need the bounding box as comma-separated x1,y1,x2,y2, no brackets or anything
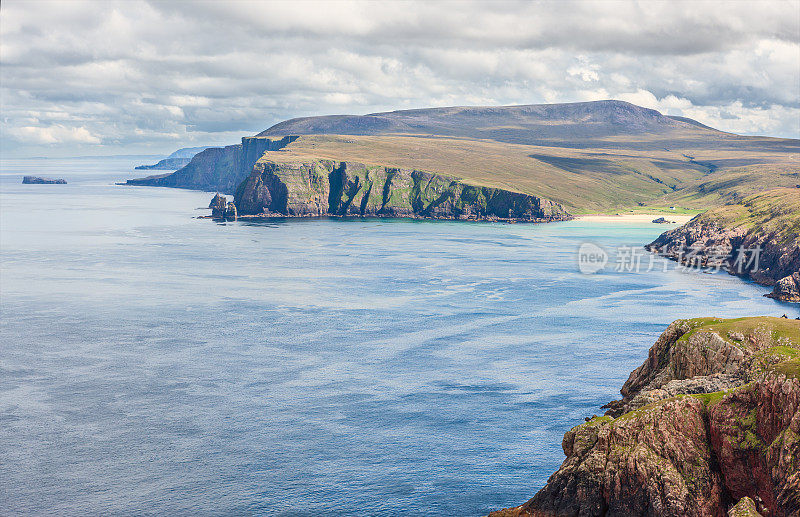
125,136,297,194
768,273,800,303
646,189,800,303
234,158,571,222
490,317,800,517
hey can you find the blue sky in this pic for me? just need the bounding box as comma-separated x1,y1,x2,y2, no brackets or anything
1,0,798,157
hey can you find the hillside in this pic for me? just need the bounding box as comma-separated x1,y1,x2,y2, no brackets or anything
648,188,800,302
126,100,800,213
490,316,800,517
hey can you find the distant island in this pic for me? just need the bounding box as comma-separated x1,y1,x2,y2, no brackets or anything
134,146,213,170
22,176,66,184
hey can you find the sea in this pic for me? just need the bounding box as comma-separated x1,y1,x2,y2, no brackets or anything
0,157,793,516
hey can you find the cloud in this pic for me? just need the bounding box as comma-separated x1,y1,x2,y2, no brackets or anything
8,125,101,145
1,0,798,156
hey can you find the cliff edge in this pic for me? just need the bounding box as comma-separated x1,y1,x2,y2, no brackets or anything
490,317,800,517
647,189,800,303
233,156,571,222
125,136,297,194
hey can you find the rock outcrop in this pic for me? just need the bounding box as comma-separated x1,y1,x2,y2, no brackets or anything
768,273,800,303
490,317,800,517
234,158,571,222
208,193,237,220
727,497,764,517
22,176,66,184
646,189,800,302
125,136,298,194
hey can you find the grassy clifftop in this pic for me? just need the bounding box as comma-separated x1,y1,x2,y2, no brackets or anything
129,101,800,213
491,316,800,517
686,188,800,245
261,133,799,213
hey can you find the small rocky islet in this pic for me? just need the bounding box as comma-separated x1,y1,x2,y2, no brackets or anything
22,176,66,184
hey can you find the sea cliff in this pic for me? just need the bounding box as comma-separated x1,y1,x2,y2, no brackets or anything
125,136,297,194
647,189,800,303
490,317,800,517
233,157,571,222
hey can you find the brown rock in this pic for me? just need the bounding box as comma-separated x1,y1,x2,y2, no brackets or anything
518,398,726,517
709,375,800,516
727,497,763,516
766,272,800,303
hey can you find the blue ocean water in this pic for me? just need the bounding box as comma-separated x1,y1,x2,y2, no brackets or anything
0,157,793,516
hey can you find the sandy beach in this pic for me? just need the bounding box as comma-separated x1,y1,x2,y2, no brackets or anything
575,213,695,224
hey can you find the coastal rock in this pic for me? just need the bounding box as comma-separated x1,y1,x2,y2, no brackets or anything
646,189,800,300
727,497,763,517
235,158,572,222
208,193,237,220
511,397,727,517
767,273,800,303
22,176,66,184
652,217,675,223
490,317,800,517
604,320,754,417
125,136,298,194
209,193,227,212
708,374,800,514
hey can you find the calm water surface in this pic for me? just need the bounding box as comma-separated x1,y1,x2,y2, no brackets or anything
0,157,793,516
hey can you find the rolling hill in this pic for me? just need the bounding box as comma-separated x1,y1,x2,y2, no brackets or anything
126,100,800,214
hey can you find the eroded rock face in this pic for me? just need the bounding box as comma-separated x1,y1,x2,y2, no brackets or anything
727,497,764,517
646,216,800,302
125,136,298,194
208,193,237,220
516,397,726,517
768,273,800,303
490,317,800,517
709,375,800,514
234,159,571,222
604,320,755,417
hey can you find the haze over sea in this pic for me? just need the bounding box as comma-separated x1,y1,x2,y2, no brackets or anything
0,157,792,516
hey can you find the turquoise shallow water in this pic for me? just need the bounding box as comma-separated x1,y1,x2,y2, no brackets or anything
0,158,794,515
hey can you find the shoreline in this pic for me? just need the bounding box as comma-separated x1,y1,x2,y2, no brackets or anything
574,213,694,224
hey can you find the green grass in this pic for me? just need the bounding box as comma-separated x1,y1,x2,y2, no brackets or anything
691,391,726,407
683,188,800,247
770,359,800,379
266,133,800,213
675,316,800,350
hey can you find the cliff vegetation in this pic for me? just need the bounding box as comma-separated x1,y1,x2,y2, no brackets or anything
490,316,800,517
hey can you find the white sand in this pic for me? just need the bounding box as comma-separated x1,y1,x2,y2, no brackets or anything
575,213,695,224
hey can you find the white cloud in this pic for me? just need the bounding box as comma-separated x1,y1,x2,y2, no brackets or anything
8,125,101,144
0,0,798,156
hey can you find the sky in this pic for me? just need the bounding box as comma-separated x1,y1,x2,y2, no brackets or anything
1,0,799,157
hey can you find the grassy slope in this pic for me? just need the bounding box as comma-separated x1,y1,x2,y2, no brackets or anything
262,132,799,213
680,316,800,381
685,188,800,245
